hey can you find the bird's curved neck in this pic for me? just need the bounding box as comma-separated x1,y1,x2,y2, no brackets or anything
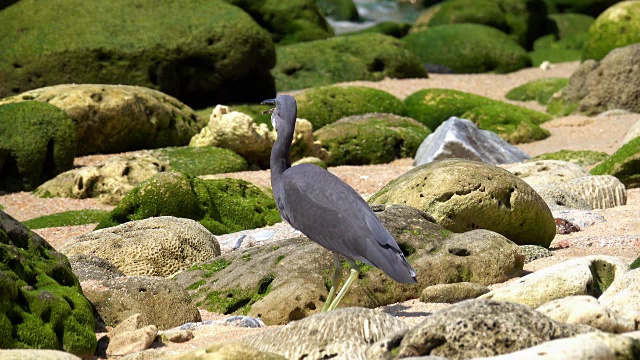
270,124,294,182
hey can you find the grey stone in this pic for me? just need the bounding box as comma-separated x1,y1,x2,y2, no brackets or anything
83,276,201,330
414,117,530,166
552,209,607,229
532,183,592,211
240,307,409,360
106,314,158,357
68,254,126,282
392,299,595,359
480,256,630,308
420,282,490,303
519,245,553,263
549,175,627,210
369,159,556,247
62,217,220,277
506,160,589,186
536,295,635,333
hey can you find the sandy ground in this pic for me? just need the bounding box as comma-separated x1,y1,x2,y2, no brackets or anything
1,61,640,356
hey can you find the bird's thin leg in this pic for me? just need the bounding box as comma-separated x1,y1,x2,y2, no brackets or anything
327,259,359,311
322,253,343,312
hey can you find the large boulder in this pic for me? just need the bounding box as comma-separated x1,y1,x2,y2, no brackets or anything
369,159,556,247
222,0,333,44
402,24,532,74
534,175,628,209
388,299,595,359
413,117,531,166
313,113,431,166
61,217,221,277
591,136,640,188
404,89,551,144
34,152,170,205
0,85,205,156
413,0,547,49
0,210,96,358
174,204,524,325
550,43,640,116
272,33,427,91
544,0,624,16
582,0,640,61
96,172,281,235
0,0,276,108
316,0,359,21
295,86,406,130
0,102,76,192
530,13,594,65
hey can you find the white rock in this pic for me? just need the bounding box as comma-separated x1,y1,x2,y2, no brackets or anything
599,268,640,328
536,295,634,333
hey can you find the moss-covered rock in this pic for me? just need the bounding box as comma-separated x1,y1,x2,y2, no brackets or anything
413,0,547,49
0,0,276,108
544,0,628,16
154,146,248,177
404,89,550,144
272,33,427,91
314,113,431,166
295,86,406,130
582,1,640,61
23,210,109,230
0,102,76,192
631,256,640,270
316,0,359,21
506,78,569,105
96,172,281,234
403,24,532,74
529,13,594,65
223,0,333,44
0,210,96,357
590,136,640,189
368,159,556,247
341,21,412,38
533,150,609,166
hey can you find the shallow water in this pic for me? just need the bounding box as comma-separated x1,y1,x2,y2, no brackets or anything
329,0,423,34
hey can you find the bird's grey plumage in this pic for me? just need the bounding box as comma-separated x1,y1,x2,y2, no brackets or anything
264,95,416,288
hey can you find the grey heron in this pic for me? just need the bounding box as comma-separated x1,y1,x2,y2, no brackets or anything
262,95,417,311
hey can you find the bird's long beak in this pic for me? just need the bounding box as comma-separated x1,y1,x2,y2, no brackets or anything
261,98,276,114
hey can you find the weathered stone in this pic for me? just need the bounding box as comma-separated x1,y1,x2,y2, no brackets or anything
520,245,553,263
555,218,581,234
62,217,220,277
536,295,635,333
623,120,640,145
480,256,630,308
82,276,201,330
107,323,158,357
532,183,592,211
0,210,96,357
68,254,126,282
240,307,409,360
536,175,627,210
414,117,530,166
392,299,595,359
552,209,607,229
169,342,286,360
599,268,640,329
190,105,327,168
35,152,169,205
369,159,556,247
420,282,490,303
162,330,194,343
0,85,205,155
506,160,589,186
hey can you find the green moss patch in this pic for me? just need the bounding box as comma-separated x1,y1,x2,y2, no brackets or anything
533,149,609,166
22,210,109,229
273,33,427,91
405,89,551,143
590,137,640,189
506,78,568,105
204,274,275,315
189,258,232,278
403,23,531,74
0,102,76,192
631,256,640,270
314,114,431,165
316,0,359,21
96,171,281,234
154,146,248,177
296,86,406,130
582,1,640,61
341,21,412,38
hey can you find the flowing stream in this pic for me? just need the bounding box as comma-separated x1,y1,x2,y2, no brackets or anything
328,0,424,34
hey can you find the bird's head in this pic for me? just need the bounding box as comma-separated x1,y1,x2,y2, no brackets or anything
261,95,297,133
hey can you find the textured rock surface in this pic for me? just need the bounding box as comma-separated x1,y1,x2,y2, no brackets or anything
0,85,205,155
480,256,630,308
506,160,589,185
623,120,640,145
536,175,627,210
369,159,556,247
520,245,553,263
420,282,490,303
0,350,82,360
414,117,530,166
35,152,169,205
240,307,409,360
392,299,595,359
582,2,640,61
599,268,640,328
106,314,158,357
68,254,126,282
552,209,607,229
169,342,286,360
591,136,640,189
62,217,220,277
0,210,96,357
191,105,327,168
536,295,635,333
82,275,201,330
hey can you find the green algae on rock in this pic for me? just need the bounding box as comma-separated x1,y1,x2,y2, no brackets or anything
591,136,640,189
506,78,569,105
